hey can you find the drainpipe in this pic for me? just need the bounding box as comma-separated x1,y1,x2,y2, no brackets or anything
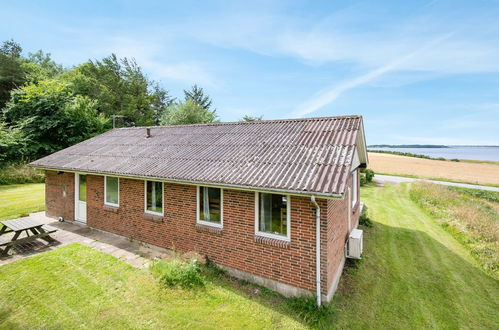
311,195,321,307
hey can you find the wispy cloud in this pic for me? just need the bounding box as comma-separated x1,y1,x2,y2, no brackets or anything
291,34,453,117
84,35,221,88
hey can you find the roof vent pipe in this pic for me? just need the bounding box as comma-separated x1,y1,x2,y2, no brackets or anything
311,195,322,307
146,127,151,138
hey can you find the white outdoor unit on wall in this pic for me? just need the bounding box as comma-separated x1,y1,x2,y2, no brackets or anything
345,229,363,259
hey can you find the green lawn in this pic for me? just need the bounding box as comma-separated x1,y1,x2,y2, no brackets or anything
0,183,45,221
327,183,499,329
0,243,305,329
0,183,498,329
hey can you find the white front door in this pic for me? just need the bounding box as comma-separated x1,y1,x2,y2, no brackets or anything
75,174,87,223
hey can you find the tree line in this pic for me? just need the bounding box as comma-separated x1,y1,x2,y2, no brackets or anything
0,39,263,165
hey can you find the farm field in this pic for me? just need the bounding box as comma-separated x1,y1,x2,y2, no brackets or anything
368,152,499,186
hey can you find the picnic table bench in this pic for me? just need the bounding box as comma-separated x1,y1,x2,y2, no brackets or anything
0,217,58,256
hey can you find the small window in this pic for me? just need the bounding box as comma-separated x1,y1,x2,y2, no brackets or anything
145,181,163,215
78,175,86,202
104,176,119,206
256,192,290,240
352,170,358,207
197,186,222,227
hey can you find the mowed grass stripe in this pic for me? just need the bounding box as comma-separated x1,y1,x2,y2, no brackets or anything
0,244,305,329
0,183,45,220
328,183,498,329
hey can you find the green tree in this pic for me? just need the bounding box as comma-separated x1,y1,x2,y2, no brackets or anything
184,84,213,111
0,121,28,162
160,99,218,126
22,50,64,84
241,115,263,121
65,54,172,126
0,39,25,109
2,79,108,160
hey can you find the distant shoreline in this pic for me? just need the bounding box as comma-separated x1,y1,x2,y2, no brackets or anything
368,144,448,148
367,152,499,186
368,145,499,148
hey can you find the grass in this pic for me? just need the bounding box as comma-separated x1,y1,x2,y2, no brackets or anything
410,182,498,277
1,183,498,328
0,162,44,185
447,185,499,203
0,243,306,329
368,152,499,186
0,183,45,221
324,183,499,329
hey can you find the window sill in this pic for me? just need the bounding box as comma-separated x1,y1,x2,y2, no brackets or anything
196,224,223,235
143,212,164,223
103,204,119,213
254,235,291,249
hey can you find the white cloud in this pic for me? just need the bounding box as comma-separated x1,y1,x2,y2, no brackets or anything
291,34,452,117
89,36,220,88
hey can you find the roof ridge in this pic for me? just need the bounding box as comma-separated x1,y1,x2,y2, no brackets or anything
118,114,363,130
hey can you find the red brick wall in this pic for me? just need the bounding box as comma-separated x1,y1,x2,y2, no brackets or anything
45,170,74,221
45,170,359,297
325,169,360,291
84,175,328,292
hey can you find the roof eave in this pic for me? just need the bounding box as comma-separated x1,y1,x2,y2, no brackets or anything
30,165,344,200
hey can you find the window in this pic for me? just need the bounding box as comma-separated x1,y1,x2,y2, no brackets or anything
255,192,290,240
104,176,119,206
145,181,163,215
352,170,358,207
197,186,222,227
78,175,86,202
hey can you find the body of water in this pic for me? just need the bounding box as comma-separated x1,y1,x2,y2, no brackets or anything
368,146,499,161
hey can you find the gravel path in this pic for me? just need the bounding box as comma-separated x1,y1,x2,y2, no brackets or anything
374,174,499,192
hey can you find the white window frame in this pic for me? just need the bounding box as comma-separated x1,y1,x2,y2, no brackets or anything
254,192,291,241
196,186,223,228
351,169,358,208
104,176,120,207
144,180,164,216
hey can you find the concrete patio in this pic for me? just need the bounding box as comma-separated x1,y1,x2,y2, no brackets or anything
0,212,173,267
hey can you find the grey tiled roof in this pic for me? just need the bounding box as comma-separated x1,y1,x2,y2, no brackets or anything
30,115,367,197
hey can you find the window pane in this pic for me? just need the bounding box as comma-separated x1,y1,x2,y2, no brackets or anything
146,181,163,214
259,193,287,236
79,175,86,202
105,177,119,205
199,187,221,224
352,172,357,206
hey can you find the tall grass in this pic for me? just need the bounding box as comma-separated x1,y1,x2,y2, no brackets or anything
410,182,498,278
0,162,44,185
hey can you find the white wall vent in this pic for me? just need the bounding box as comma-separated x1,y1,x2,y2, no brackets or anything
345,229,363,259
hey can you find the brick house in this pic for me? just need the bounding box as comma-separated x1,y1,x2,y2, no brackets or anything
29,115,368,304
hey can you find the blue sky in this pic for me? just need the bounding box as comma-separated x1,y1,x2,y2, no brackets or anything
1,0,499,145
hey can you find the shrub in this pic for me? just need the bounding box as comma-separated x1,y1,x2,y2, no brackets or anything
150,258,205,289
0,162,44,185
360,168,375,186
359,205,373,227
451,158,460,162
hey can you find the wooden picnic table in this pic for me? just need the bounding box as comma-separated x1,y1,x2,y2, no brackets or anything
0,217,57,256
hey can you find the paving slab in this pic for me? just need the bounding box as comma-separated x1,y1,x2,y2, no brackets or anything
0,212,171,268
